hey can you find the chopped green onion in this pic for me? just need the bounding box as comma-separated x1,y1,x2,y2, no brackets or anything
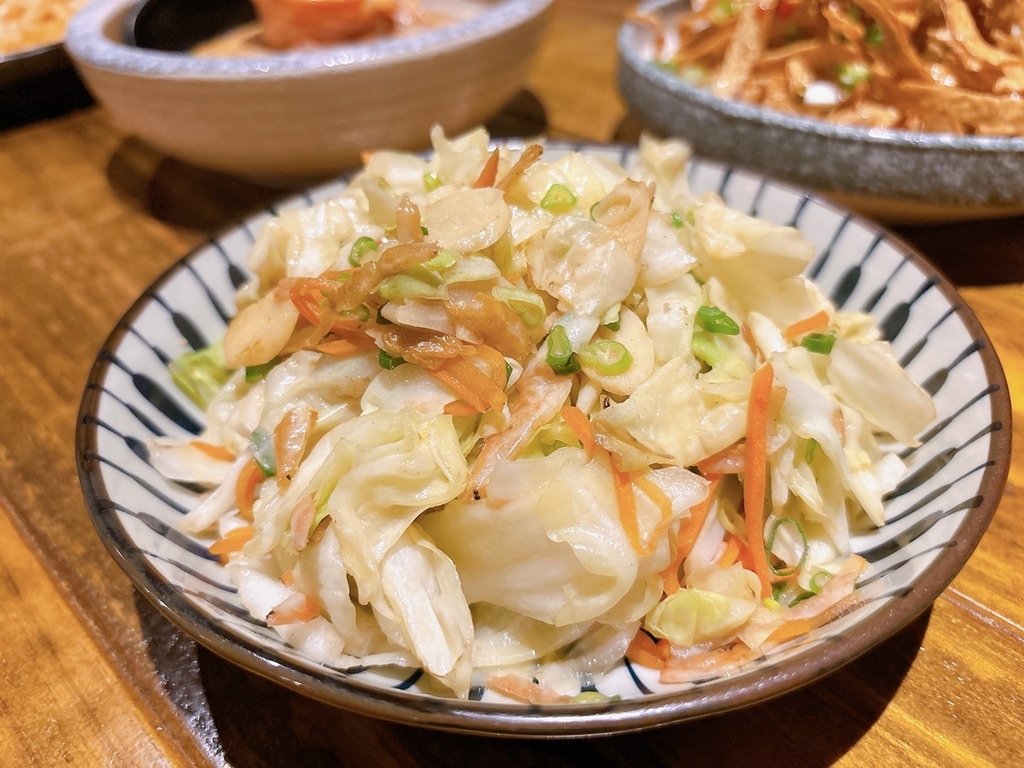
696,305,741,335
504,360,513,384
804,437,818,463
423,171,441,191
250,428,276,477
711,0,736,22
377,349,405,370
810,570,833,593
491,286,546,327
671,211,684,229
421,225,429,236
766,518,808,577
376,273,446,301
571,691,622,704
865,21,884,47
349,236,378,267
837,61,870,91
578,340,633,375
540,183,577,213
604,320,621,332
168,344,230,408
801,331,836,354
423,249,458,270
245,359,279,383
546,325,580,375
653,59,678,74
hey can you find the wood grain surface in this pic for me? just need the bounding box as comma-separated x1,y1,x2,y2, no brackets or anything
1,1,1022,765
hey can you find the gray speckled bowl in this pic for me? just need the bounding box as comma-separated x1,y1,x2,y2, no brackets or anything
65,0,552,180
617,0,1024,223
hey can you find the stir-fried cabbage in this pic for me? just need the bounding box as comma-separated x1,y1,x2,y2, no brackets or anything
155,128,935,700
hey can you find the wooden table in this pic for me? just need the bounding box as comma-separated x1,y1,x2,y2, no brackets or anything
2,1,1022,764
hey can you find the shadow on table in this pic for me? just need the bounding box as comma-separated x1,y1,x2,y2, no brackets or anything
103,90,549,236
134,590,929,768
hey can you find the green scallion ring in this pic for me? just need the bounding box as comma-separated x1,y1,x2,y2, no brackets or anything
696,305,740,335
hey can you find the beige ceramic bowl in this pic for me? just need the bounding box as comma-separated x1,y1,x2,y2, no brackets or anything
65,0,553,180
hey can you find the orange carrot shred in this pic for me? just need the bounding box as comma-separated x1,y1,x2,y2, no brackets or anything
696,441,745,475
191,440,236,462
626,630,667,670
235,458,262,521
717,536,741,568
631,472,676,557
473,148,501,188
661,476,721,595
443,401,480,417
314,338,361,357
609,457,643,554
744,362,775,599
560,405,596,456
209,526,253,561
783,309,829,340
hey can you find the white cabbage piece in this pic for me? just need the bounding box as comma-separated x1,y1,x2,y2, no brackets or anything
512,151,626,214
644,273,703,364
526,215,640,321
636,133,694,213
686,194,826,328
826,338,936,446
592,356,748,470
360,364,458,416
245,408,467,582
638,210,698,287
373,525,474,697
429,124,492,187
470,603,593,669
533,621,638,695
422,449,702,627
362,150,432,198
645,562,761,647
147,438,234,487
248,194,368,286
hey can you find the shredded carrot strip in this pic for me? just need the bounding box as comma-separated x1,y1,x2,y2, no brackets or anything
487,673,573,704
609,457,643,554
625,630,668,670
560,405,596,456
473,148,501,188
209,526,253,561
235,458,262,521
717,536,741,568
631,472,676,557
660,476,721,594
783,309,829,340
744,362,775,599
471,344,510,391
429,354,507,413
314,338,361,357
191,440,235,462
443,401,480,417
696,441,745,475
280,569,295,586
767,592,862,644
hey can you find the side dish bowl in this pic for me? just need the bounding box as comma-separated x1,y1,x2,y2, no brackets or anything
76,140,1010,736
617,0,1024,224
64,0,553,180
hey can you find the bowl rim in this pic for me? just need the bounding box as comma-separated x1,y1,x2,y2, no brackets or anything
75,140,1012,736
65,0,553,80
620,0,1024,154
